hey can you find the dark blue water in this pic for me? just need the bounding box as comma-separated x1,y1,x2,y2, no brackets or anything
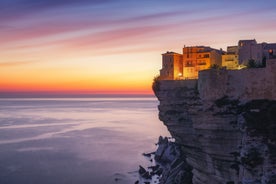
0,97,170,184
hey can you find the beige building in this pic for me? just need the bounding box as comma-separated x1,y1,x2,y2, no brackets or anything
159,39,276,81
182,46,222,79
222,46,239,69
159,46,222,80
160,52,183,80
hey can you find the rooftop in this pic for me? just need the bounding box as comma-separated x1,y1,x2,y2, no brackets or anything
162,51,181,55
264,43,276,49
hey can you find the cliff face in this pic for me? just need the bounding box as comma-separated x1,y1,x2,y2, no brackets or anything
153,65,276,184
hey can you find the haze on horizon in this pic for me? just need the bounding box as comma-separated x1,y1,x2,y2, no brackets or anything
1,0,276,95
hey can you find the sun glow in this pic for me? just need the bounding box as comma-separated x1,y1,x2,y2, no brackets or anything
1,1,276,96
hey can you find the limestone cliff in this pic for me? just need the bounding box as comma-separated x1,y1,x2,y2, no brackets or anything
153,61,276,184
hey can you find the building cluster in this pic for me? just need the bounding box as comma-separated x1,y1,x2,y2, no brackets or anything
159,39,276,80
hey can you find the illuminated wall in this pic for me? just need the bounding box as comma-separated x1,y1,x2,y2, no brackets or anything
160,52,183,80
221,46,238,69
222,54,239,69
159,40,276,81
182,46,222,79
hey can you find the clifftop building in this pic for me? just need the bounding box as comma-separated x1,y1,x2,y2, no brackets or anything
221,46,239,69
238,39,265,65
160,46,222,80
160,52,182,80
159,39,276,80
182,46,222,79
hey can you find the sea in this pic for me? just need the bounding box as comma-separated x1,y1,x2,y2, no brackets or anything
0,97,170,184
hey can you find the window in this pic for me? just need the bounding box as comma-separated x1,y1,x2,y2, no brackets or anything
203,54,209,58
198,61,206,65
186,60,193,66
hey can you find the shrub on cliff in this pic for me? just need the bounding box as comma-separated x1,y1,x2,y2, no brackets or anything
247,59,257,68
152,75,160,92
246,59,266,68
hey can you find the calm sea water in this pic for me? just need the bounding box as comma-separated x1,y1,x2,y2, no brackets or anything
0,97,170,184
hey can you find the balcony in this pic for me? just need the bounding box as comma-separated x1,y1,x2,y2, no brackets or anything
185,64,194,67
197,62,206,65
224,59,234,62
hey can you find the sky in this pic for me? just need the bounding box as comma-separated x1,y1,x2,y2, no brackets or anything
1,0,276,96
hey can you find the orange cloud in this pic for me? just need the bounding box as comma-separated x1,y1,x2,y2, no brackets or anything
0,61,37,67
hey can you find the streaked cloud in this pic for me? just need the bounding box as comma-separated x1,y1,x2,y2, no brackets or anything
1,0,276,94
0,61,37,67
0,0,114,22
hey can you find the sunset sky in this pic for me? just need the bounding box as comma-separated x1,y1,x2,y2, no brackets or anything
1,0,276,95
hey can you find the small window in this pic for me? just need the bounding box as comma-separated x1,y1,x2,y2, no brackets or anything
204,54,209,58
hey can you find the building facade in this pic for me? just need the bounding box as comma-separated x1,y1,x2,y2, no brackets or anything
159,39,276,80
182,46,222,79
160,46,222,80
222,46,239,69
160,52,183,80
238,39,265,66
263,43,276,60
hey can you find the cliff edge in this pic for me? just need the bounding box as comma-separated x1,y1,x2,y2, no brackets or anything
153,60,276,184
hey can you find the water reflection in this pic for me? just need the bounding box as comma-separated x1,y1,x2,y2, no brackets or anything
0,98,170,184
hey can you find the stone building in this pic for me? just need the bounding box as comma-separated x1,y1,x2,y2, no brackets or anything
159,46,222,80
159,39,276,80
222,46,239,69
238,39,265,66
182,46,222,79
263,43,276,60
159,52,183,80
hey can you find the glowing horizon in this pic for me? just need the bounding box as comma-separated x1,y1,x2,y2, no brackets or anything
1,0,276,95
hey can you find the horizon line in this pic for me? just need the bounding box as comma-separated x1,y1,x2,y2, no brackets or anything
0,91,155,98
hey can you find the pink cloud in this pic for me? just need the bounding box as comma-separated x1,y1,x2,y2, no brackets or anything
0,61,37,67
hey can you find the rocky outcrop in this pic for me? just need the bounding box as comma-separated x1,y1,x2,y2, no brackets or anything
138,136,192,184
153,68,276,184
155,137,193,184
